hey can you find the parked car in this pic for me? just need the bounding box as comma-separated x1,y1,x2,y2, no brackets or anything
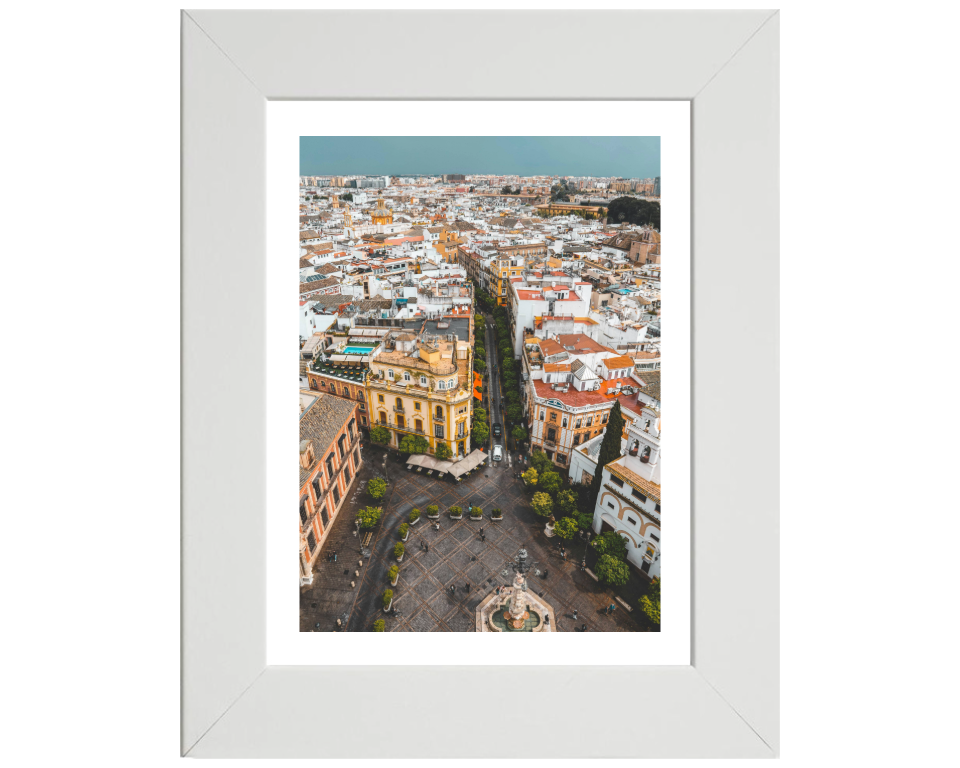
493,423,502,438
492,445,503,462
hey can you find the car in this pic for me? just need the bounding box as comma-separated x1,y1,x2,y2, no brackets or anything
492,445,503,462
492,423,502,438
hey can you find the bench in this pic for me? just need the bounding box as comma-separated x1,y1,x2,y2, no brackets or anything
361,532,373,548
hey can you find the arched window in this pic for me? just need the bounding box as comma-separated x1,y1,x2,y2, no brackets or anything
448,379,455,389
395,397,402,409
387,369,394,380
420,376,427,386
438,380,445,390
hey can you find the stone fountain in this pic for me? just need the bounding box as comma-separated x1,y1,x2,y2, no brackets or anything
476,547,554,632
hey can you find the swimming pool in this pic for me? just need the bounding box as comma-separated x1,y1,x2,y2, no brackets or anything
342,345,375,355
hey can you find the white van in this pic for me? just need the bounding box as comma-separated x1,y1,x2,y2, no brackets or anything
492,445,503,462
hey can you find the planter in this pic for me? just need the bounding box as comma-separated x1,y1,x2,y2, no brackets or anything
427,514,440,520
450,514,462,520
640,455,649,463
390,575,398,587
401,532,409,542
396,554,404,562
383,599,393,613
409,517,419,526
492,515,503,522
470,516,482,521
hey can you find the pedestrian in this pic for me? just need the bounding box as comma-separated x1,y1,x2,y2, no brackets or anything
465,583,470,593
581,623,587,632
580,558,586,571
450,584,456,595
607,602,616,615
543,570,549,579
424,543,429,553
480,534,485,543
479,526,483,535
572,609,578,620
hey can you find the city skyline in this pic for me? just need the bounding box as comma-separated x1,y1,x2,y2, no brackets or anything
299,136,661,178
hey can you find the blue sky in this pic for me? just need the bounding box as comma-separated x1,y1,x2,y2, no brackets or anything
299,136,660,177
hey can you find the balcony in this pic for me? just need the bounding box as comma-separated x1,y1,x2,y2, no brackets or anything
393,405,405,414
433,415,446,424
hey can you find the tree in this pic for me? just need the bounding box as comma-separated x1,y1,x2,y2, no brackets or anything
530,492,553,518
369,425,391,444
505,391,520,407
595,554,630,586
605,196,660,228
575,511,595,531
556,489,578,516
435,442,453,460
367,477,387,500
512,425,528,441
340,192,353,202
639,578,661,627
554,516,579,539
530,450,553,475
399,434,429,454
538,471,562,495
592,530,628,561
356,506,382,530
472,421,489,445
522,467,538,486
588,402,626,507
473,407,488,423
505,404,523,422
474,358,486,374
373,619,385,632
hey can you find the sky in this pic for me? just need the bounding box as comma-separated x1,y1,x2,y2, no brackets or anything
299,136,660,178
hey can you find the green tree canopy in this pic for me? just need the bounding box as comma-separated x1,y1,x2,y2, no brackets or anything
554,516,579,539
367,477,387,500
530,451,553,475
474,358,486,373
556,489,578,516
472,421,489,446
530,492,553,518
473,407,487,422
522,467,538,485
605,196,660,228
592,530,628,561
512,425,528,441
356,506,382,530
640,578,661,627
538,471,562,495
505,404,523,422
435,442,453,460
369,425,391,444
588,401,626,507
575,511,595,531
340,192,353,201
595,554,630,586
399,434,429,454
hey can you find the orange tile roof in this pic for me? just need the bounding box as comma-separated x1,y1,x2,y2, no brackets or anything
602,355,635,369
532,379,615,408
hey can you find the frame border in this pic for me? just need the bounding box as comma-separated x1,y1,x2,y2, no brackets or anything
182,9,779,758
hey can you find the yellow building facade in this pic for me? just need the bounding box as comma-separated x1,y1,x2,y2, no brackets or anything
366,332,474,458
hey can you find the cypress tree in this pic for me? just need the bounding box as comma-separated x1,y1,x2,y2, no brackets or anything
588,401,626,507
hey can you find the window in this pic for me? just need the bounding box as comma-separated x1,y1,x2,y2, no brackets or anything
420,376,427,386
549,412,557,422
353,449,360,468
457,422,465,438
299,498,307,525
557,453,566,465
361,416,367,425
547,427,557,442
387,370,394,380
611,476,624,488
562,416,568,428
320,505,329,526
573,434,581,446
307,530,316,552
414,402,421,411
631,489,647,503
607,501,615,510
325,455,335,481
395,397,403,409
348,419,356,439
378,394,384,403
438,380,445,390
434,425,444,439
601,413,608,424
311,478,321,499
586,416,594,427
332,485,340,505
575,417,582,428
379,412,387,424
338,435,346,458
650,532,660,542
343,465,351,485
403,371,411,382
435,406,443,419
627,517,637,525
655,504,661,513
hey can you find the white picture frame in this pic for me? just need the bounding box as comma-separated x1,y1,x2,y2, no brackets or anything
182,9,779,758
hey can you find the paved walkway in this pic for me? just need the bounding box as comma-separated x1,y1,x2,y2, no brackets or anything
305,443,651,632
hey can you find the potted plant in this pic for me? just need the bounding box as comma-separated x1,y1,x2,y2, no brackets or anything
399,522,409,541
382,589,394,613
388,565,399,586
394,542,405,562
426,504,440,520
470,506,483,520
408,508,421,525
492,508,503,521
373,619,385,632
449,505,463,520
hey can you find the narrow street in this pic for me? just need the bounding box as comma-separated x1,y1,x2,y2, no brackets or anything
483,315,508,473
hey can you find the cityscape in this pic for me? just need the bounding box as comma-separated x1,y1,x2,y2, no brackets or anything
298,151,662,632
